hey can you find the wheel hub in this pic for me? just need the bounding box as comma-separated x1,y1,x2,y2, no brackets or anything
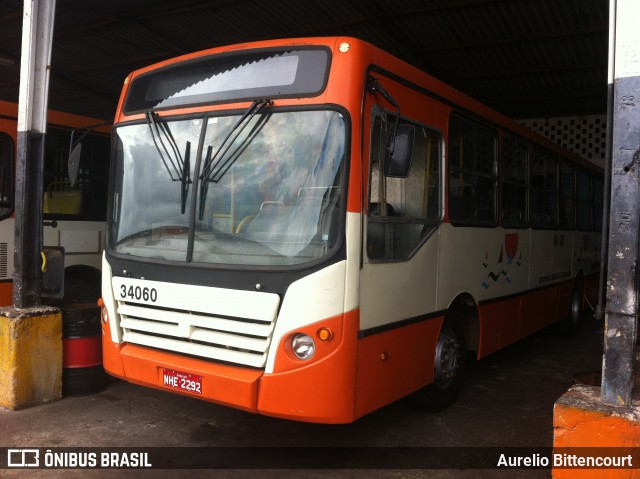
434,328,461,382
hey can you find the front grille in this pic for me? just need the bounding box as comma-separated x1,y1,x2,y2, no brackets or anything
117,297,278,369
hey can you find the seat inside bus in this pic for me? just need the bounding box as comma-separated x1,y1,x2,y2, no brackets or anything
43,181,82,214
367,202,395,259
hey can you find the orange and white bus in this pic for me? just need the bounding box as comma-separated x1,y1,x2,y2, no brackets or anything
0,100,110,305
99,37,603,423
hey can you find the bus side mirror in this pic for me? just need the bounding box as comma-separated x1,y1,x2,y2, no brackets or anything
385,123,414,178
68,142,82,187
41,247,65,299
66,121,110,187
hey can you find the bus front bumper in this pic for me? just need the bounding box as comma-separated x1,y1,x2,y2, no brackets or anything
102,339,262,413
101,331,358,423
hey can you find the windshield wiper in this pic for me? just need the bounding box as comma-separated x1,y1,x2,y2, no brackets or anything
200,99,271,182
181,142,191,214
146,111,192,213
198,99,271,220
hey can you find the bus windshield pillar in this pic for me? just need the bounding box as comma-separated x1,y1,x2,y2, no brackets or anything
14,0,57,308
601,0,639,407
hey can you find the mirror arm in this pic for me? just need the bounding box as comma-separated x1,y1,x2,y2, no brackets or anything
68,121,110,156
367,76,400,157
67,121,111,186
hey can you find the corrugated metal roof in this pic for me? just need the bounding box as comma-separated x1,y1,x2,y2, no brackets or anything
0,0,608,121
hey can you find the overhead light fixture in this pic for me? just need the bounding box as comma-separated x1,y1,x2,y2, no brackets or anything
0,56,16,67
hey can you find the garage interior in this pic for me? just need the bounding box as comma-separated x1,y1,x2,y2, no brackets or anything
0,0,609,159
0,0,638,477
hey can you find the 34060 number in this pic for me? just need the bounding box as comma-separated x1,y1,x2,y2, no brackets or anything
120,284,158,302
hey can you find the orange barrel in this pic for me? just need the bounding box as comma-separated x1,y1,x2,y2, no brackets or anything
61,303,109,396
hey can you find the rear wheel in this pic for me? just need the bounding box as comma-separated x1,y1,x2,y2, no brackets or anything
44,275,101,307
409,322,466,411
64,276,101,303
559,277,584,336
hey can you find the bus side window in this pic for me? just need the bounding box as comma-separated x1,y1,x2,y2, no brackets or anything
501,135,528,228
0,133,14,220
593,176,604,232
531,150,558,229
367,113,441,260
559,163,576,230
43,127,110,220
448,115,498,226
576,170,593,231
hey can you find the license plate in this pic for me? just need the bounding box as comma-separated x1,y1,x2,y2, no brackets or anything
162,368,202,395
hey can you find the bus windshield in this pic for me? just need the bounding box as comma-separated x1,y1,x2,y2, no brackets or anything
110,109,346,266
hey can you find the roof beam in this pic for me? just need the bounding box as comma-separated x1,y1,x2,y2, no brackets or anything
416,27,607,54
446,62,607,82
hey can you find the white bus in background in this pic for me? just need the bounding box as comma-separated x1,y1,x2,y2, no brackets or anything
0,100,110,304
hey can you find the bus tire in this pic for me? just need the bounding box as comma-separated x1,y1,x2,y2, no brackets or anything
559,276,584,336
409,322,466,411
64,276,101,303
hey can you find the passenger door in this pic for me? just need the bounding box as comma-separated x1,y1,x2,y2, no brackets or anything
359,77,442,332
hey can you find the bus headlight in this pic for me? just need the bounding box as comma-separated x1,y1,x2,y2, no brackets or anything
291,333,315,360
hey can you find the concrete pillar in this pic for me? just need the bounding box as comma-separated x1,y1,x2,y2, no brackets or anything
0,307,62,409
552,0,640,476
15,0,56,308
600,0,640,408
0,1,63,409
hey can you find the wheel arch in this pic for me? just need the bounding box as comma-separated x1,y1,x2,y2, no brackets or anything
445,292,479,353
64,264,102,301
65,264,101,289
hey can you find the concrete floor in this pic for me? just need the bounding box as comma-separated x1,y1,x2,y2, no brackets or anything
0,312,603,479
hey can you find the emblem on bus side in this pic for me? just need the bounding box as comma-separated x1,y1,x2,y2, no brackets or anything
482,233,521,290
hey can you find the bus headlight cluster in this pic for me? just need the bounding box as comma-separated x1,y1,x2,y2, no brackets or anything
291,333,316,360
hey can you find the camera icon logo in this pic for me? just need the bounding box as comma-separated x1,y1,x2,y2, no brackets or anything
7,449,40,467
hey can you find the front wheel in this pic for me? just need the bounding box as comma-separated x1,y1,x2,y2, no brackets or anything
408,323,466,411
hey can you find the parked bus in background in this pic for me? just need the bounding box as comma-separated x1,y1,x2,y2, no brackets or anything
99,37,603,423
0,100,110,305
